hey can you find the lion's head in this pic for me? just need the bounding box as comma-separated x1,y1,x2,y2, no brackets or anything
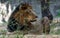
13,3,38,25
7,3,38,32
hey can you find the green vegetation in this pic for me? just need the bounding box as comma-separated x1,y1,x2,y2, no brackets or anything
56,10,60,17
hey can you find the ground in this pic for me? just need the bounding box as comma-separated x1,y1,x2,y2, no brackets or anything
0,18,60,38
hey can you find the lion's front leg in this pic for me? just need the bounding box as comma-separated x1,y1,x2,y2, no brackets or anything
27,22,34,30
41,17,50,34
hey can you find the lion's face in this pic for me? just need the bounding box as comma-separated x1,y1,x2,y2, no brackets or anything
20,3,37,22
13,3,38,24
24,9,37,22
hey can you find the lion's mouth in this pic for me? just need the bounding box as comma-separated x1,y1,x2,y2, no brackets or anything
30,17,38,22
30,19,36,22
28,16,38,22
29,19,37,22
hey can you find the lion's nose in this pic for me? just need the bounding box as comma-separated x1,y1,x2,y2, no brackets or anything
36,16,38,18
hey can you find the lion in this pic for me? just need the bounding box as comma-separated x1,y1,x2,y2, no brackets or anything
7,3,37,32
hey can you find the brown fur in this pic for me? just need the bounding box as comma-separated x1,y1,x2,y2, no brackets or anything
12,3,37,29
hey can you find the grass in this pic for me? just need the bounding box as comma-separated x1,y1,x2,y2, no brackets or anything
0,20,60,38
0,35,24,38
50,22,60,34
